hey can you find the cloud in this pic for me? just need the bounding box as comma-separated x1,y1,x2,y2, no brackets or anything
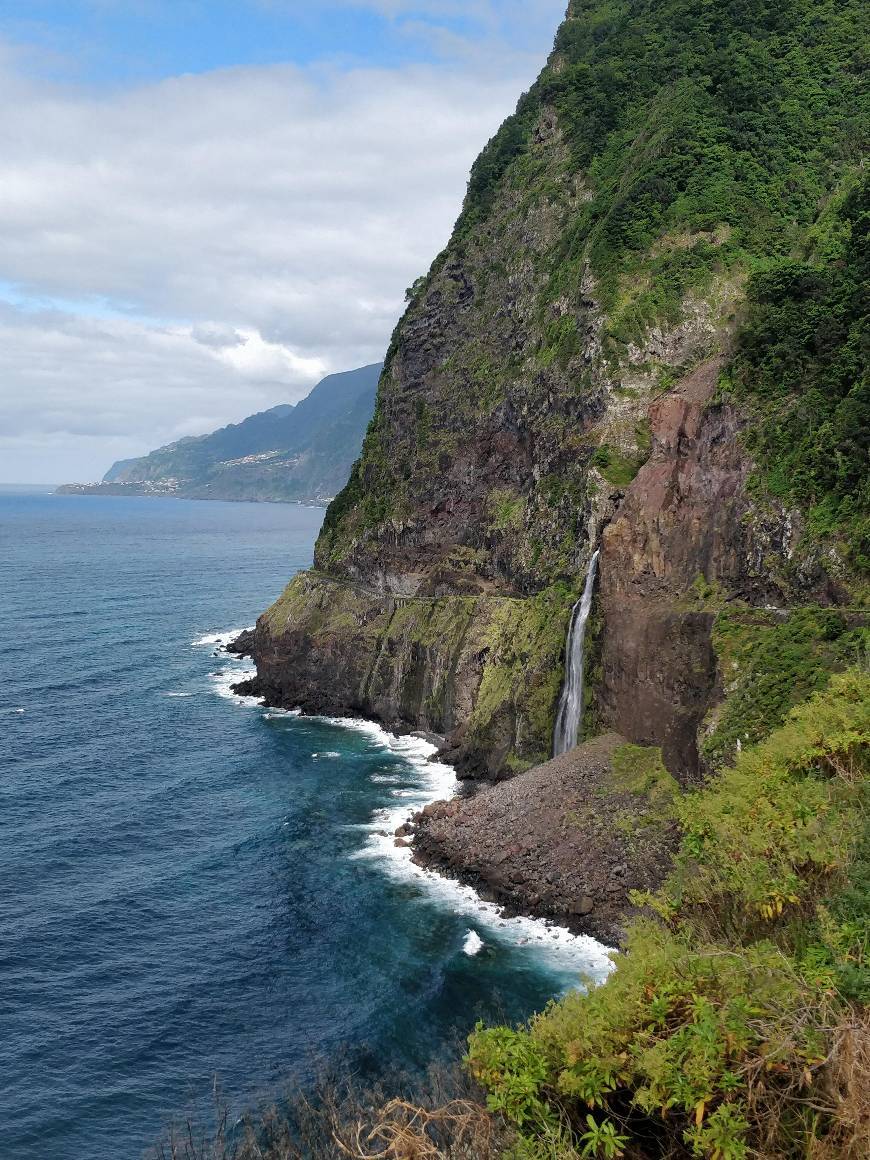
0,7,564,482
189,323,248,349
0,302,330,481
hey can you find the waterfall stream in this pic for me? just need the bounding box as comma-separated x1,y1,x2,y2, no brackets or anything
552,549,600,757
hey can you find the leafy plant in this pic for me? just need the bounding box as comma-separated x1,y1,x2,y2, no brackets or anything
579,1115,628,1158
468,671,870,1158
727,174,869,569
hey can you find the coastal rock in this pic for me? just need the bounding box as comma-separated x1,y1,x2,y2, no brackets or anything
227,629,256,657
411,733,680,945
241,572,572,777
242,7,847,785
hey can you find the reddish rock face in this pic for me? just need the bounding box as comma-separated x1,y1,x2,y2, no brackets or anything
598,359,833,781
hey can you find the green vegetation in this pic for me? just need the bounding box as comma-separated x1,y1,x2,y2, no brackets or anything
468,670,870,1158
536,314,583,369
725,175,869,570
589,423,651,489
489,490,526,533
609,744,679,823
317,399,393,554
461,0,867,316
318,0,867,591
703,607,869,767
468,585,577,770
262,573,573,773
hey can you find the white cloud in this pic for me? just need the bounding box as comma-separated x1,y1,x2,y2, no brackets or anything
0,7,564,483
208,328,327,383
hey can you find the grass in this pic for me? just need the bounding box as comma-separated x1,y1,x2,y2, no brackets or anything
702,607,869,767
609,744,680,822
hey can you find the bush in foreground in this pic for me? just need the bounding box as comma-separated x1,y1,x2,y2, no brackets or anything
468,671,870,1158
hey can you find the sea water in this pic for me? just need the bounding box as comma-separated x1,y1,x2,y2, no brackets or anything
0,488,611,1160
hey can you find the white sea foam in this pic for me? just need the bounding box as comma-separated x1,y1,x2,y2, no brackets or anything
210,661,261,707
202,625,615,986
196,625,270,708
344,732,614,985
463,930,484,956
191,627,255,648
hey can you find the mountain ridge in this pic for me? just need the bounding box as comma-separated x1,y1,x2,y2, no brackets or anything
57,362,382,505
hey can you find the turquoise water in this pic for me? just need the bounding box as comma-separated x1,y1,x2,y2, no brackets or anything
0,489,610,1159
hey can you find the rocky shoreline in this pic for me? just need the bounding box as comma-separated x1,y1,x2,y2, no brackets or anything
230,626,680,946
402,733,680,946
228,626,453,752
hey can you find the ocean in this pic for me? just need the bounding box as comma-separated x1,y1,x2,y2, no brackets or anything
0,488,611,1159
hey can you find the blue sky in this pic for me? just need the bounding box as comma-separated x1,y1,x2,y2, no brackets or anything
0,1,566,482
3,2,419,79
1,1,559,82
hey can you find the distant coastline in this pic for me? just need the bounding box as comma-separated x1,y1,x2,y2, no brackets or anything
56,362,381,509
55,480,331,506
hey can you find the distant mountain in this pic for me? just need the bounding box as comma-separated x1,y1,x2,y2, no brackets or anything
57,363,382,504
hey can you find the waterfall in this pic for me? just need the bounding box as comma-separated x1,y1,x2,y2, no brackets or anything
553,549,600,757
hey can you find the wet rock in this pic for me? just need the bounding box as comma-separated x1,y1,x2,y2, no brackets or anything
227,629,256,657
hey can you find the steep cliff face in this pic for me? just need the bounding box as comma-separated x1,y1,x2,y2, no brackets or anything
244,572,570,777
246,0,866,779
598,358,844,776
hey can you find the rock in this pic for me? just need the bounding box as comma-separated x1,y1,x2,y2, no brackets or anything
570,896,595,916
597,358,839,781
227,629,256,657
410,733,679,944
421,801,453,822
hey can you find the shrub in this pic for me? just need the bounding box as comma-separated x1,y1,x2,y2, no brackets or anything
468,670,870,1158
728,175,870,569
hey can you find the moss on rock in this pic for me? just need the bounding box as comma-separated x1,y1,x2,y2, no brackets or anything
254,573,577,777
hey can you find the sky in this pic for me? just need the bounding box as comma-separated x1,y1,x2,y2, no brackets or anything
0,1,567,484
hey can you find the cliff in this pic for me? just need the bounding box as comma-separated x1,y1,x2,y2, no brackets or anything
217,6,869,1154
57,363,381,505
243,0,867,780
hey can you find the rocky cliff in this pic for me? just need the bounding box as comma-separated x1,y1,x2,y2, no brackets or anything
242,0,867,782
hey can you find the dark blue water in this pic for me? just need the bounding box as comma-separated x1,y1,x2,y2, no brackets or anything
0,489,610,1160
